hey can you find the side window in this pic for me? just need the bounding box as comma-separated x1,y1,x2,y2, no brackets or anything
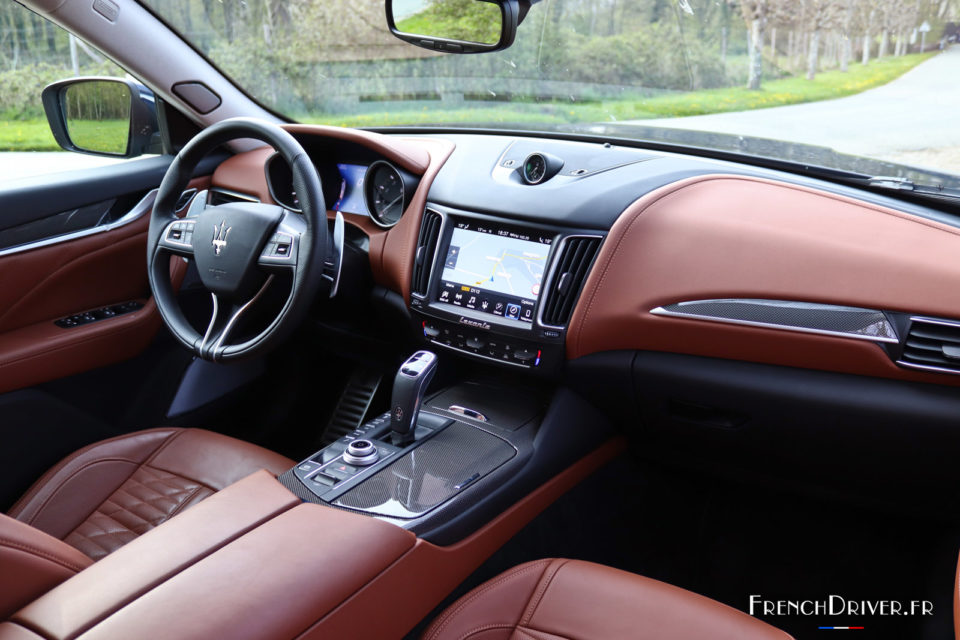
0,4,155,180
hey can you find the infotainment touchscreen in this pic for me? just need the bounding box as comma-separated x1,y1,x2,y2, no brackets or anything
437,221,553,323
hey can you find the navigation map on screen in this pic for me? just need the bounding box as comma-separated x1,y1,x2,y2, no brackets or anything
438,222,552,323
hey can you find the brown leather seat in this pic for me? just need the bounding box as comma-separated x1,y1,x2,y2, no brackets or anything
7,427,293,561
423,558,793,640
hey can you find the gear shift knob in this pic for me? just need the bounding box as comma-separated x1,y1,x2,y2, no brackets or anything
390,350,438,445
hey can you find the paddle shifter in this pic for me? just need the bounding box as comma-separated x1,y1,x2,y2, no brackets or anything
390,350,438,446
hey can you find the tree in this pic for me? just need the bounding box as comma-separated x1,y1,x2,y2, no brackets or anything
801,0,841,80
741,0,770,89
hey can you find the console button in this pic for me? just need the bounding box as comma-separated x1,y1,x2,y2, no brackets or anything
423,323,441,338
465,336,486,349
311,473,336,487
514,349,536,364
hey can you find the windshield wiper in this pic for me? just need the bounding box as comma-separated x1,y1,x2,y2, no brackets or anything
861,176,960,204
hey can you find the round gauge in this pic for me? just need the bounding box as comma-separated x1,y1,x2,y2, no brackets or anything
364,161,405,228
522,153,547,184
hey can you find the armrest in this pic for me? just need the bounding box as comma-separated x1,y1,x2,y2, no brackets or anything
13,470,416,640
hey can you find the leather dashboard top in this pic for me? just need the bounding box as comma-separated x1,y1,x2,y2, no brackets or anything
210,128,960,386
568,174,960,385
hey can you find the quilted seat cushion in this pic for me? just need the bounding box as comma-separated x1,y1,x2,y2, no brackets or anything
8,428,294,560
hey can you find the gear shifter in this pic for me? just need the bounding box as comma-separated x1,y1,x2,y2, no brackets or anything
390,350,438,446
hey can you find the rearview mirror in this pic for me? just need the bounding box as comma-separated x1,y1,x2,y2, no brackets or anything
41,77,161,158
386,0,519,54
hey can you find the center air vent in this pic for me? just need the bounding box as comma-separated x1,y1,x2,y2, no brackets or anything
899,318,960,373
540,235,602,327
412,210,442,297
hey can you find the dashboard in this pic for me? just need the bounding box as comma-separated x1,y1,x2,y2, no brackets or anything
210,124,960,387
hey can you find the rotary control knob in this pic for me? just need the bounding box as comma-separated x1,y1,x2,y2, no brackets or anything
342,439,380,466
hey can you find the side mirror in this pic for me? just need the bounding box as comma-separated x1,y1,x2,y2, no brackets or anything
41,77,162,158
386,0,521,54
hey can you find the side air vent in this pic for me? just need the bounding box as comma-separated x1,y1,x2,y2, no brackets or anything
899,318,960,374
540,235,602,327
208,188,259,206
412,209,442,297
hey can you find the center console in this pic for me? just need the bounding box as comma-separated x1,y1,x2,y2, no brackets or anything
407,204,605,374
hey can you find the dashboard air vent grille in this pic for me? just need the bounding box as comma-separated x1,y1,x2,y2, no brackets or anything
208,188,258,206
541,236,602,327
900,318,960,372
412,210,442,296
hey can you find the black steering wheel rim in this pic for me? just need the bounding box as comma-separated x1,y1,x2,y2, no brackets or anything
147,117,328,362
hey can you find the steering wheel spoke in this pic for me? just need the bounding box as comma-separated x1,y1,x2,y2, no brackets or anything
258,210,305,272
199,275,275,360
158,218,197,257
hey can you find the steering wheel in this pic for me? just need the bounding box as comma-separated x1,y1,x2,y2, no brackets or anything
147,118,328,362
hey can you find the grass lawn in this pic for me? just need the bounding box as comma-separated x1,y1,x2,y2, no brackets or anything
303,52,935,127
0,118,127,152
0,52,935,150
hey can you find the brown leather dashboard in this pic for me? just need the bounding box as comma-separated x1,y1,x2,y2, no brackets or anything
210,129,960,386
567,174,960,385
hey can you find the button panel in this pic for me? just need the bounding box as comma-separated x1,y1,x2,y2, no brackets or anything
55,301,145,329
293,412,401,498
165,220,196,247
422,321,543,368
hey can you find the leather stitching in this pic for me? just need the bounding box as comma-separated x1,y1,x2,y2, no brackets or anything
64,465,210,560
10,457,147,527
0,538,87,573
455,623,515,640
7,428,174,520
519,559,569,626
0,311,157,369
425,560,553,640
514,627,570,640
0,231,147,331
143,428,189,466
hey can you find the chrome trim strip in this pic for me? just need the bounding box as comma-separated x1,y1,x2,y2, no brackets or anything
175,188,197,213
0,188,158,258
199,293,221,354
211,275,276,355
536,234,605,331
410,208,446,301
327,212,345,298
209,187,260,203
650,300,899,344
908,316,960,330
896,360,960,376
365,160,406,229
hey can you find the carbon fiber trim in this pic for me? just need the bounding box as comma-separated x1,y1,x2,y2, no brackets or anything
651,299,897,343
334,422,516,519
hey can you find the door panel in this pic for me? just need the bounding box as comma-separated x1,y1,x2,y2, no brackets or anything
0,164,210,394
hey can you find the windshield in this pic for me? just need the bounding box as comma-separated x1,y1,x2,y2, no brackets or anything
142,0,960,180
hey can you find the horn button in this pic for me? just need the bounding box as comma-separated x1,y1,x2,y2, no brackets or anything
193,203,285,299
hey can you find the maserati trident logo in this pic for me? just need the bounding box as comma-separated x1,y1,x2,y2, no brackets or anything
212,220,231,256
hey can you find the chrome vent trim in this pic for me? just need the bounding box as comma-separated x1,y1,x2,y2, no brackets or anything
651,299,898,344
896,316,960,374
538,234,603,329
208,187,259,205
411,209,444,298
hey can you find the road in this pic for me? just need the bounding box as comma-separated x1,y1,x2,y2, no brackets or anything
630,46,960,173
